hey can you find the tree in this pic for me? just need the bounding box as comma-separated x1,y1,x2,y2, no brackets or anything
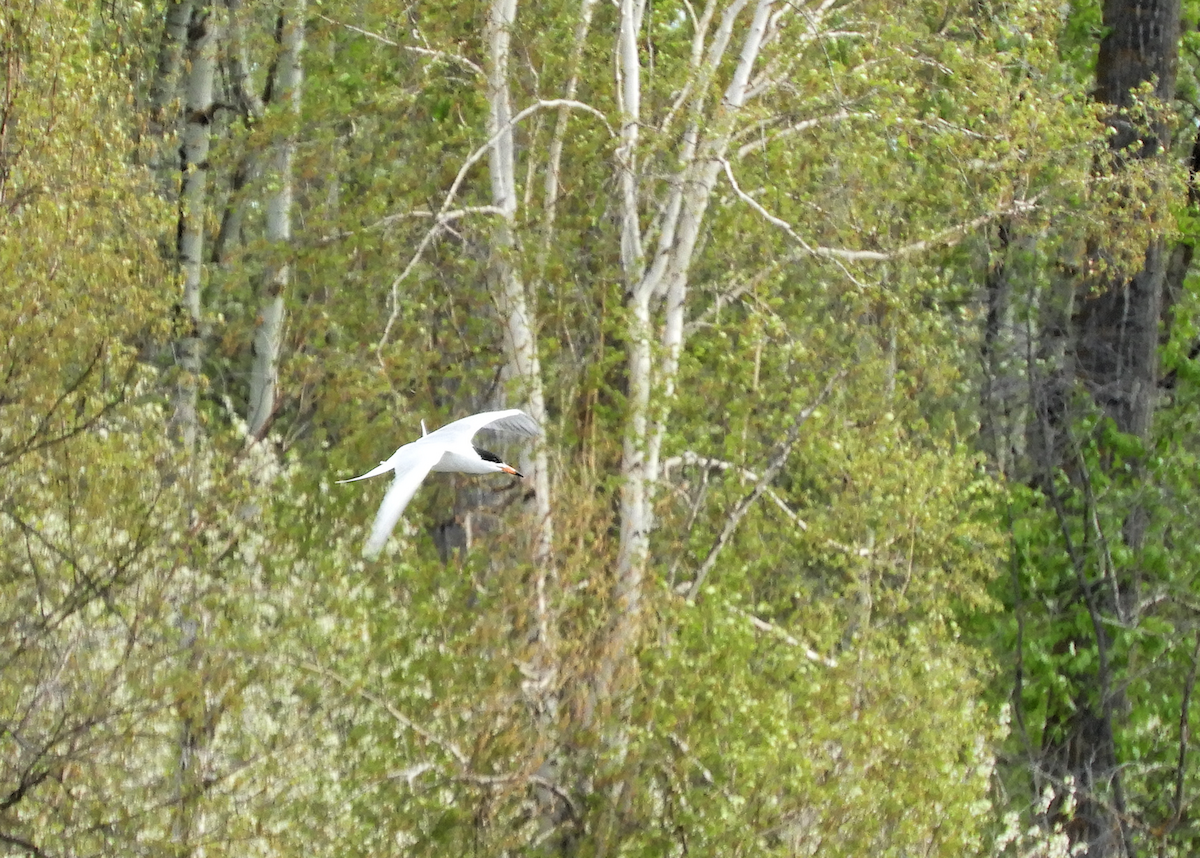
171,0,219,452
980,1,1200,856
248,0,306,440
0,2,177,851
300,0,1114,851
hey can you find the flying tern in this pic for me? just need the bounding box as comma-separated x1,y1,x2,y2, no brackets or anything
339,408,540,558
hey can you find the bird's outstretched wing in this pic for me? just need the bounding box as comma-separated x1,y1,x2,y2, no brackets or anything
436,408,541,442
363,448,439,558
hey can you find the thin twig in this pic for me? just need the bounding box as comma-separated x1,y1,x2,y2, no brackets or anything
298,660,469,766
376,99,613,356
685,370,844,600
296,659,577,819
662,451,808,529
0,830,54,858
729,603,837,667
316,14,484,77
720,156,1041,265
734,108,857,158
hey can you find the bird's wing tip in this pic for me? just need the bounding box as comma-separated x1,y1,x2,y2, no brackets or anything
485,410,542,437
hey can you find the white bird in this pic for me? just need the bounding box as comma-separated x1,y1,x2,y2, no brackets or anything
339,408,540,558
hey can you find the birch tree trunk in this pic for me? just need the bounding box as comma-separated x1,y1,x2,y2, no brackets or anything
479,3,569,836
170,4,220,847
607,0,649,707
171,0,217,454
485,0,553,568
145,0,193,176
604,0,783,701
212,0,267,267
248,0,306,440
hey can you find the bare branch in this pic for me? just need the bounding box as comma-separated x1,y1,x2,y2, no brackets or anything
685,370,844,600
375,98,613,354
298,660,469,767
316,205,507,245
720,157,1040,264
683,258,786,333
734,108,858,158
656,0,720,135
0,830,53,858
316,14,484,77
727,603,837,667
347,761,437,803
298,657,580,831
378,205,508,229
662,450,808,530
663,449,863,558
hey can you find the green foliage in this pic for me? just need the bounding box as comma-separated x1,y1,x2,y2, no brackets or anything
989,376,1200,856
1058,0,1104,83
628,587,998,857
12,0,1200,855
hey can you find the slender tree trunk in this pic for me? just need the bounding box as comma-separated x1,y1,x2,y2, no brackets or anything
145,0,193,175
248,0,305,440
484,0,556,687
606,0,649,710
980,221,1036,479
478,4,570,841
170,8,219,848
484,0,553,569
644,0,774,505
225,0,266,121
171,0,217,454
212,0,267,268
212,155,257,265
606,0,781,704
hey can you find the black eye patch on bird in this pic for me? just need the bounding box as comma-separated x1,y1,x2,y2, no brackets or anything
474,446,524,478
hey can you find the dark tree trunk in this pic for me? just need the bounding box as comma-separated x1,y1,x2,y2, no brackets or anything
1038,3,1183,857
1095,0,1179,151
1080,0,1179,441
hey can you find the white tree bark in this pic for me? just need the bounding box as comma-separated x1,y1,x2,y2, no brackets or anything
611,0,650,675
248,0,306,440
486,0,554,569
644,0,778,495
224,0,265,121
483,5,565,832
146,0,193,174
170,6,218,848
607,0,784,698
172,1,218,453
211,0,267,267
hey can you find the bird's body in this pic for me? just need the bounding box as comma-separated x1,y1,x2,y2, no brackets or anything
339,408,540,558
